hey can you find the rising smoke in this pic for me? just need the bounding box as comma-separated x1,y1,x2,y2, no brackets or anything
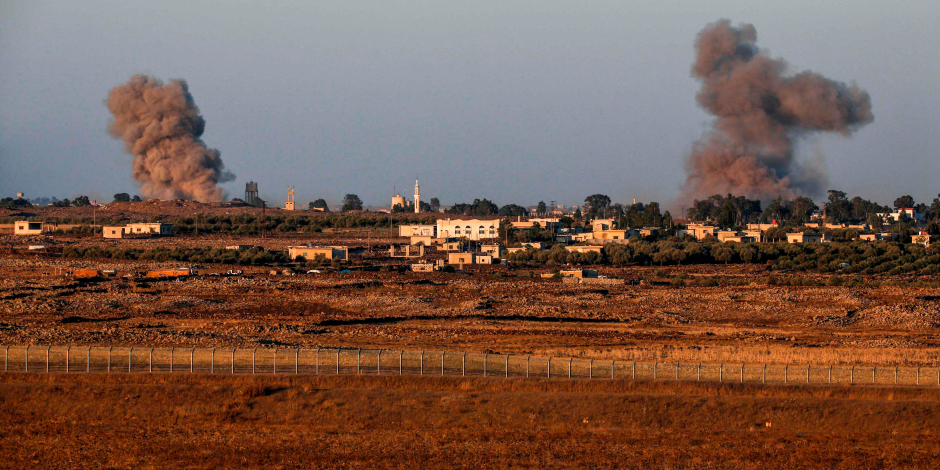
682,20,873,202
106,75,234,202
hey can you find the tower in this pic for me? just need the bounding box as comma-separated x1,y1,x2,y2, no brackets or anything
414,178,420,213
285,186,295,211
245,181,259,206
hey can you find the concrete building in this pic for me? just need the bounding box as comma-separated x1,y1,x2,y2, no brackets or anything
481,244,505,258
878,208,925,223
687,224,718,240
436,218,500,241
510,218,560,233
723,236,757,243
565,245,603,254
541,269,599,279
389,245,424,258
410,236,436,246
245,181,259,206
391,194,409,211
786,233,832,244
448,252,475,265
594,229,632,241
13,221,43,235
639,227,660,237
103,223,173,239
284,187,295,211
288,246,348,261
746,223,778,232
717,230,741,242
441,241,463,251
398,224,436,237
860,233,899,242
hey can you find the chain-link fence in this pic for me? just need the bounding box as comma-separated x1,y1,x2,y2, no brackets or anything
1,345,937,386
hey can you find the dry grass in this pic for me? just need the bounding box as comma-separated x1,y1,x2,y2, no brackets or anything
2,373,940,469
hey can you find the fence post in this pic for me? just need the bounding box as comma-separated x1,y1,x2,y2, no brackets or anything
170,348,173,373
232,349,236,374
632,361,635,380
253,349,257,374
377,350,381,375
316,347,320,375
762,364,766,383
4,345,8,371
25,345,28,372
462,352,466,377
851,365,854,384
274,349,277,374
589,359,593,379
783,364,787,383
148,348,151,373
917,367,920,385
107,346,112,373
421,351,425,376
527,356,530,378
336,349,340,374
129,347,133,373
653,362,657,380
548,357,551,378
46,346,50,373
873,366,876,383
483,353,487,377
211,348,216,374
677,362,680,381
295,349,299,374
611,360,615,379
568,358,572,379
895,366,898,384
443,352,446,376
399,350,403,375
698,363,701,381
190,348,194,373
506,355,509,378
828,365,832,383
806,365,809,383
356,349,360,375
719,363,722,382
66,346,70,373
741,363,744,383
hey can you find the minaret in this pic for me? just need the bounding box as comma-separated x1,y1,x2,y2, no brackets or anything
414,178,421,213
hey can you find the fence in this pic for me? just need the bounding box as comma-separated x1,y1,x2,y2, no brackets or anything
1,344,938,387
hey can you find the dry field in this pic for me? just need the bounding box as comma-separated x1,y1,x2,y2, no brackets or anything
2,373,940,469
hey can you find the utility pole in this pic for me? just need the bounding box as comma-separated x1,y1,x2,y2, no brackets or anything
93,200,97,236
261,201,266,239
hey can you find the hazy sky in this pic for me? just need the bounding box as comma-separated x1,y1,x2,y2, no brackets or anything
1,1,938,210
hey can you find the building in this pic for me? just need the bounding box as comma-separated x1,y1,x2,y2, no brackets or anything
723,235,757,243
389,245,424,258
913,232,931,247
102,223,173,239
541,269,599,279
860,232,899,242
592,219,618,232
436,218,500,241
481,244,505,257
410,236,436,246
391,194,409,211
441,241,463,251
639,227,660,237
509,218,560,233
398,224,436,237
288,246,348,261
878,208,925,223
786,232,832,244
746,223,778,232
13,221,44,235
284,187,295,211
448,253,475,265
225,245,253,251
687,224,718,240
565,245,603,254
717,230,742,242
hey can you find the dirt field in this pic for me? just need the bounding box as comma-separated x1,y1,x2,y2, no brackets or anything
1,373,938,469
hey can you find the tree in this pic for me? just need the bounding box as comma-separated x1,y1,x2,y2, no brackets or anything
537,201,547,216
72,195,91,207
790,196,817,224
54,198,71,207
583,194,611,219
445,198,498,216
419,201,431,212
430,197,440,212
309,199,330,212
894,195,915,209
132,195,142,202
498,204,528,217
113,193,130,203
341,194,363,212
574,208,582,219
391,203,406,213
826,190,851,223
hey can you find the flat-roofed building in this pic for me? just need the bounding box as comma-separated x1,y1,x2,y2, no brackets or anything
14,221,44,235
687,224,718,240
746,223,778,232
102,223,173,239
437,218,500,241
448,252,475,265
398,224,436,237
288,246,348,261
786,233,831,244
481,244,505,257
565,245,602,254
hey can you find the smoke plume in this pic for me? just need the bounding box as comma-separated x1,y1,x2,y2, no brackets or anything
106,75,234,202
682,20,873,202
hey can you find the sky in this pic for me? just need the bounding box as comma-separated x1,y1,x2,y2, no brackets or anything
1,0,938,210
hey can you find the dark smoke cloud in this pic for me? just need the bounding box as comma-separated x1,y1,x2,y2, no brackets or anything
682,20,873,202
106,75,234,202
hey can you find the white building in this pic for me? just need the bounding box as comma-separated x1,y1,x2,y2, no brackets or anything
436,218,500,241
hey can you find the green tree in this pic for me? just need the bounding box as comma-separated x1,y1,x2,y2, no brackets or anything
72,195,91,207
790,196,817,224
583,194,611,219
894,195,915,209
309,199,330,212
537,201,547,216
499,204,528,217
430,197,441,212
113,193,130,203
341,194,363,212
